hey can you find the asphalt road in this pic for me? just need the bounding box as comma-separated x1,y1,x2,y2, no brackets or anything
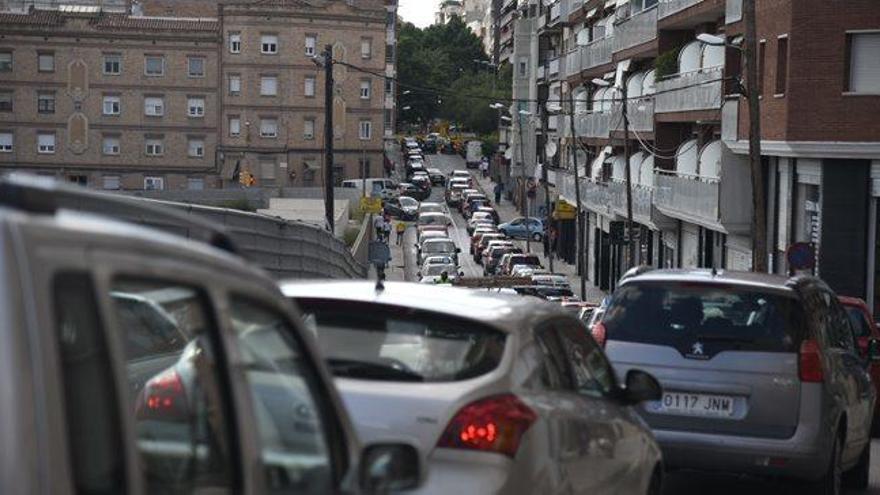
411,151,880,494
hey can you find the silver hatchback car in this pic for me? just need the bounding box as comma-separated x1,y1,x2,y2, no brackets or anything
600,269,877,494
283,281,665,495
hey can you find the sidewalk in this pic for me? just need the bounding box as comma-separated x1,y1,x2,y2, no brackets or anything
471,172,607,304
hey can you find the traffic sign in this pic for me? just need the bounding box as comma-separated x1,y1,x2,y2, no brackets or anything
786,242,816,271
360,196,383,214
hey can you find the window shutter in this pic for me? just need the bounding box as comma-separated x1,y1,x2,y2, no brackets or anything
851,33,880,93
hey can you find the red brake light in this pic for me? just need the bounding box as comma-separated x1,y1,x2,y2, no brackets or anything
591,321,607,348
437,394,537,458
799,339,824,383
137,369,188,420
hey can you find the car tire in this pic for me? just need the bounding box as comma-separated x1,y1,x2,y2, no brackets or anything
532,232,543,242
809,434,843,495
844,440,870,490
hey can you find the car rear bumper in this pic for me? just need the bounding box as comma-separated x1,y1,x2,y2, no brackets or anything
654,423,833,481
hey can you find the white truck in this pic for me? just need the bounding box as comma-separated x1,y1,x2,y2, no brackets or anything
465,140,483,169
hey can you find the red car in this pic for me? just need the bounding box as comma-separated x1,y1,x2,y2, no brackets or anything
839,296,880,434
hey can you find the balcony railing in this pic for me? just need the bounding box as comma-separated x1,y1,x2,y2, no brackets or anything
613,6,657,53
537,64,546,80
655,67,723,113
610,99,654,133
658,0,702,19
575,111,611,139
582,179,615,216
654,171,720,226
583,36,613,70
566,49,580,77
537,12,548,29
726,0,742,23
608,182,654,223
549,57,561,76
550,2,561,22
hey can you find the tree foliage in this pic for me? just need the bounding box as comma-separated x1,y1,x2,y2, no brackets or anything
397,17,511,134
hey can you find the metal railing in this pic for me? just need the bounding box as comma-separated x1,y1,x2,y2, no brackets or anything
550,2,561,22
549,57,561,76
537,64,547,80
582,179,616,216
658,0,702,19
654,170,720,224
655,66,724,113
581,36,614,71
576,111,611,138
610,99,654,133
566,48,580,77
608,181,654,223
613,6,657,53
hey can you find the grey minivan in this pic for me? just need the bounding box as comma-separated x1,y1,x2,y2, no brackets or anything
0,177,420,494
600,269,877,495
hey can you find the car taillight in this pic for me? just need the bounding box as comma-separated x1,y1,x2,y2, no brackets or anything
799,339,824,383
436,394,537,458
591,321,607,348
136,368,188,420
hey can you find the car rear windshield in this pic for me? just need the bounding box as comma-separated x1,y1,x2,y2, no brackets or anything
510,255,540,266
604,282,804,353
296,300,506,382
418,215,446,225
423,241,455,253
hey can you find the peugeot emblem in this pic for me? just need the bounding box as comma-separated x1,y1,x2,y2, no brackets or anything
691,342,704,356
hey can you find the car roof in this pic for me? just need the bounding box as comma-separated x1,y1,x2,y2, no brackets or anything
419,202,442,207
281,281,562,334
621,268,798,294
423,237,454,244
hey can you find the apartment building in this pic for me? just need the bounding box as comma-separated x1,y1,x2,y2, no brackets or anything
0,8,221,190
513,0,880,306
217,0,390,188
435,0,463,25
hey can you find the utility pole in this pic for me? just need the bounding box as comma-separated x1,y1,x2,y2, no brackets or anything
323,44,335,234
568,89,586,301
621,80,636,268
744,0,767,272
517,112,531,253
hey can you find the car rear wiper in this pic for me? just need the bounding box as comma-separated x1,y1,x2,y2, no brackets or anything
326,358,424,382
695,334,758,344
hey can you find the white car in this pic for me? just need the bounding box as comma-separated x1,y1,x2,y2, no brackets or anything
467,212,495,234
531,273,571,288
450,170,471,180
418,202,447,216
284,282,666,495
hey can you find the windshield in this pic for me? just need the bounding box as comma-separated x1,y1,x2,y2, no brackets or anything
418,214,446,226
297,300,506,383
423,241,455,253
399,197,419,208
604,283,804,353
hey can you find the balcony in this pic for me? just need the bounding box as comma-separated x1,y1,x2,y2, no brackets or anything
566,48,580,77
582,179,616,217
611,99,654,133
549,57,561,77
613,6,657,53
537,64,547,81
608,181,655,224
581,36,613,71
655,66,723,113
658,0,703,19
653,142,752,233
549,2,561,23
575,111,611,139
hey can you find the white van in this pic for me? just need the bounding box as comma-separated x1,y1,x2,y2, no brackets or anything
342,178,398,199
465,141,483,169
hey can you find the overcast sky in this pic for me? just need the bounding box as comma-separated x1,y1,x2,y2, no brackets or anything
399,0,440,28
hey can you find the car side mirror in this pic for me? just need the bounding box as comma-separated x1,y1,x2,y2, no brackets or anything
621,369,662,405
868,339,880,363
459,271,465,277
359,443,421,494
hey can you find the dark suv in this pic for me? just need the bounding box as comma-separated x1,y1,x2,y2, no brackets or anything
600,269,878,494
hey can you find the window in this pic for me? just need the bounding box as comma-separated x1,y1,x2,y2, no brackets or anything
260,76,277,96
229,32,241,54
229,116,241,137
37,132,55,154
38,91,55,114
102,175,120,190
305,34,317,56
188,56,205,78
103,95,121,116
68,175,87,186
0,90,12,111
303,158,317,185
304,76,316,97
143,176,164,190
518,58,527,77
556,321,616,397
261,34,278,54
534,327,572,390
38,52,54,72
188,137,205,158
758,41,766,96
775,36,788,95
145,55,164,76
361,37,372,59
359,120,372,140
229,74,241,95
304,118,315,140
144,96,164,117
110,279,234,491
385,43,394,63
260,118,278,138
259,158,276,183
848,32,880,93
187,97,205,118
102,135,120,155
145,137,164,156
188,177,204,190
0,51,12,72
53,273,126,494
360,80,371,99
384,78,393,95
103,53,121,75
0,132,12,152
229,297,334,493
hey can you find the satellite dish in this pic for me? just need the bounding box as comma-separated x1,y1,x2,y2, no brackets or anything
545,142,558,158
504,148,513,160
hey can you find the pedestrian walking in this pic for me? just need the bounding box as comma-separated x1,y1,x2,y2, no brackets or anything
493,182,503,205
382,216,392,243
373,214,384,240
480,158,489,178
395,220,406,245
